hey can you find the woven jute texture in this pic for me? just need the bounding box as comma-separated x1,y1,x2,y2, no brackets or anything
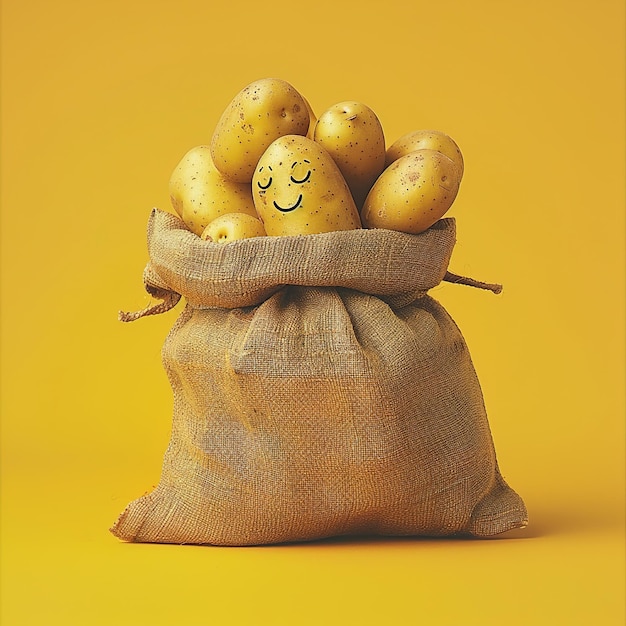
110,208,527,546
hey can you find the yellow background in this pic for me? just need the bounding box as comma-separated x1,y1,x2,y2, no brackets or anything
1,0,624,624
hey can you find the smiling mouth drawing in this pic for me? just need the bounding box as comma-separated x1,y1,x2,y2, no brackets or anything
273,194,303,212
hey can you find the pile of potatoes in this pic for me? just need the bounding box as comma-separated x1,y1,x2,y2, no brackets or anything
169,77,465,243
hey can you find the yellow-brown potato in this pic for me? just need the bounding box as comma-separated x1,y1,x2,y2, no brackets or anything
385,129,464,180
169,145,258,236
200,212,266,243
313,101,386,209
252,134,362,237
210,78,310,183
361,149,461,234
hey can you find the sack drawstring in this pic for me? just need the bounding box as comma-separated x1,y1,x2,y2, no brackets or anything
443,271,502,294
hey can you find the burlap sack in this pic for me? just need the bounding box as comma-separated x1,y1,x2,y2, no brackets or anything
110,208,527,546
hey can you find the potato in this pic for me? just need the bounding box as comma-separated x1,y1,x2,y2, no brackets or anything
361,149,461,234
385,129,464,180
169,145,258,236
252,134,362,236
313,101,386,209
210,78,310,183
200,212,266,243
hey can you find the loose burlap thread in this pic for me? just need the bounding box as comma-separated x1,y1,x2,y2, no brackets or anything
111,208,527,546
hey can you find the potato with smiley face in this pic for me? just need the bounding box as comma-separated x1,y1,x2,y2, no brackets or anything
252,135,362,237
